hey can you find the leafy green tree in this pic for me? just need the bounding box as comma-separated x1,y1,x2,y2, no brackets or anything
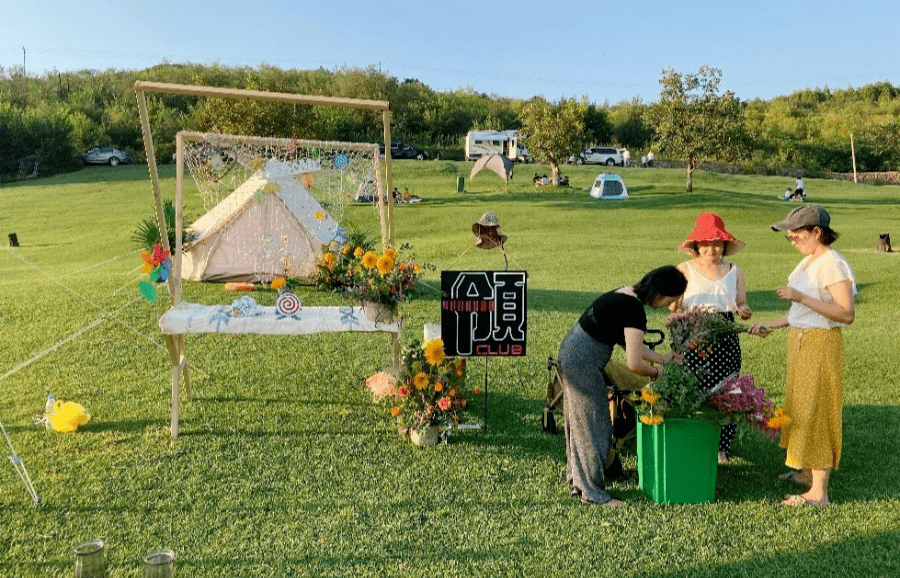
518,97,589,184
647,66,747,191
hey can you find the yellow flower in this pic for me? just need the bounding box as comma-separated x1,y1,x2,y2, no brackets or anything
314,211,326,221
270,277,287,290
413,372,429,390
323,252,336,264
361,252,378,269
640,414,664,426
640,387,660,405
390,406,400,417
398,263,407,271
376,254,394,275
329,240,338,248
385,247,398,260
434,382,444,393
354,247,364,257
341,245,352,255
767,407,791,429
424,339,445,366
449,388,457,397
413,265,421,274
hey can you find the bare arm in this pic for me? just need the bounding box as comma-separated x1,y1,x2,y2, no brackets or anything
734,265,752,320
777,279,855,325
623,328,676,378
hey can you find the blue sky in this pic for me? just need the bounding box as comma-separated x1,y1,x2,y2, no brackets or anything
3,0,898,104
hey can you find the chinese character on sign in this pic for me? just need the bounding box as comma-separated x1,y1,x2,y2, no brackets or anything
441,271,527,357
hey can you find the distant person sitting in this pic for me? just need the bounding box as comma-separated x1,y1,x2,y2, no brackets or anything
533,173,542,185
646,150,655,167
781,187,793,201
640,155,648,167
559,175,570,187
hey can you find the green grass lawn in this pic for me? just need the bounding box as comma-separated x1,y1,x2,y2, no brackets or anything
1,161,899,577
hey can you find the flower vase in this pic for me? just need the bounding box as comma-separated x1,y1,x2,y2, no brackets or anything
409,425,442,446
361,300,395,323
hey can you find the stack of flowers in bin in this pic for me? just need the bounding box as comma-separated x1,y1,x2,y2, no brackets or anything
707,374,790,440
388,339,471,435
631,364,790,441
313,239,423,310
666,305,754,355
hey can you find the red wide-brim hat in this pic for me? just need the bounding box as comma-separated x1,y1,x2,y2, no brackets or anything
678,213,745,256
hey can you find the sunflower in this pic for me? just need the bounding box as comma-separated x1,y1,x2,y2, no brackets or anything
341,245,352,255
323,252,337,264
413,372,429,390
354,247,365,257
385,247,398,260
639,414,664,426
270,277,287,290
640,386,660,405
361,252,378,269
376,254,394,275
423,339,445,366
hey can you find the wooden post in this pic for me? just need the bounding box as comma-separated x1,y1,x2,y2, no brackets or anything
383,109,395,248
850,132,858,183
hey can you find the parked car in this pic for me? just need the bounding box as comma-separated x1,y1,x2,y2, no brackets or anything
378,141,429,160
80,146,131,166
569,146,624,166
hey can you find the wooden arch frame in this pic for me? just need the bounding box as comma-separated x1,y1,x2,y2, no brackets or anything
134,81,400,438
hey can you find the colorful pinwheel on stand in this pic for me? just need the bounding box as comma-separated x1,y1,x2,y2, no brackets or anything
139,243,172,303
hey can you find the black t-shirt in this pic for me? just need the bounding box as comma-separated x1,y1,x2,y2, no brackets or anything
577,290,647,347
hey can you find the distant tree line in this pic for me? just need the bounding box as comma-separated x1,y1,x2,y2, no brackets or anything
1,62,898,179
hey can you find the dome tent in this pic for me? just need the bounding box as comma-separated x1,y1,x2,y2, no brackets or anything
589,173,628,200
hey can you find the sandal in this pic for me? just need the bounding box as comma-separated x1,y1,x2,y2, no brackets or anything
777,470,812,486
783,494,829,508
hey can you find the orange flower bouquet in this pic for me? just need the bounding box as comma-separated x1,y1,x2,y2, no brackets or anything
388,339,471,436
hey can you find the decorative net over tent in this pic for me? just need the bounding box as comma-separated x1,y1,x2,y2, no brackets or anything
180,133,386,283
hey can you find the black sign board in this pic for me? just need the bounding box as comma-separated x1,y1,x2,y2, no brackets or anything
440,270,527,357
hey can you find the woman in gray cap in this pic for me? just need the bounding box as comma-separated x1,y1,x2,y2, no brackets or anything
749,205,856,507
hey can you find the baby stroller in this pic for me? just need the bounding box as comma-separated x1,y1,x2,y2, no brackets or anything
542,329,665,479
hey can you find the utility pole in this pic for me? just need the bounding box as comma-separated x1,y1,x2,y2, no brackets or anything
22,47,26,77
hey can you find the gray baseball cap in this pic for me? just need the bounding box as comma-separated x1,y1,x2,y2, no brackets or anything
771,205,831,231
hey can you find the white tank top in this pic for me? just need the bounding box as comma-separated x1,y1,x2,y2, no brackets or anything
681,261,738,313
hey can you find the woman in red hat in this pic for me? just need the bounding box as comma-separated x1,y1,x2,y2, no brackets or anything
670,213,752,463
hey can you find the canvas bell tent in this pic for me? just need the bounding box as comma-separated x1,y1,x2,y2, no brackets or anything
589,173,628,200
470,153,514,183
181,159,345,283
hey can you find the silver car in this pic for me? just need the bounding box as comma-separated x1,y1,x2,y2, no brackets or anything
572,146,624,166
80,146,131,166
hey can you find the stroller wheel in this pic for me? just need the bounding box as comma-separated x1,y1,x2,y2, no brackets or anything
542,406,557,435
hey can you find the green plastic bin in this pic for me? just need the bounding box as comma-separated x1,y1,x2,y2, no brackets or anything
456,176,465,193
637,418,720,504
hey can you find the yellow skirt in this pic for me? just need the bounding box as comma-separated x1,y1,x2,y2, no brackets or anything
781,327,844,471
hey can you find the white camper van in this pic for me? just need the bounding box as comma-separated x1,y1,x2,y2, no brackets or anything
465,130,530,162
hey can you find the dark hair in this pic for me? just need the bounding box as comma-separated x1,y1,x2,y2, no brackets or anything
634,265,688,304
799,225,840,246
